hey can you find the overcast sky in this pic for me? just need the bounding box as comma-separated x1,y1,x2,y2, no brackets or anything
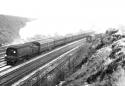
0,0,125,39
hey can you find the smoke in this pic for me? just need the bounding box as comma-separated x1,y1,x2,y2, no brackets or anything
117,25,125,35
19,15,125,41
19,19,87,40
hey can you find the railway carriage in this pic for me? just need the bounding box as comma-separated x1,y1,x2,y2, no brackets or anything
37,39,54,52
5,33,92,66
54,38,65,47
65,35,73,43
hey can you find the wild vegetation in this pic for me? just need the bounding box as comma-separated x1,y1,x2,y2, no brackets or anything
57,29,125,86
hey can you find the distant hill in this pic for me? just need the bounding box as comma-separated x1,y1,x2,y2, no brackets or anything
0,15,30,45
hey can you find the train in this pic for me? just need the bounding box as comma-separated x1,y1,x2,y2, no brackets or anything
5,33,92,66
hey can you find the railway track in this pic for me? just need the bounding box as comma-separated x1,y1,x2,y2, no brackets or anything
0,52,5,56
0,66,11,72
0,37,80,72
0,45,7,53
0,52,6,69
0,39,85,86
0,46,7,60
0,39,58,70
0,46,10,70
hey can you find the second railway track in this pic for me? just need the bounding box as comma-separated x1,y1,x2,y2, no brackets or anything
0,39,85,86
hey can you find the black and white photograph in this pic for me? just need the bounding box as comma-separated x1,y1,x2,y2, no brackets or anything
0,0,125,86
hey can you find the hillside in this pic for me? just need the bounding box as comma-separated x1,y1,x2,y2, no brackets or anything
57,29,125,86
0,15,30,45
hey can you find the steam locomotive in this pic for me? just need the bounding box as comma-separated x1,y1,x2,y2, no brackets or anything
5,33,92,65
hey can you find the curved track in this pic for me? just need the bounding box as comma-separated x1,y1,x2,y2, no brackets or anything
0,49,6,68
0,39,85,86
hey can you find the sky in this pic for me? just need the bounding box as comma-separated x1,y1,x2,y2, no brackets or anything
0,0,125,39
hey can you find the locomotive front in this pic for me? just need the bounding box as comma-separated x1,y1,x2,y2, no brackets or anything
5,42,40,65
5,47,19,65
6,47,18,56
